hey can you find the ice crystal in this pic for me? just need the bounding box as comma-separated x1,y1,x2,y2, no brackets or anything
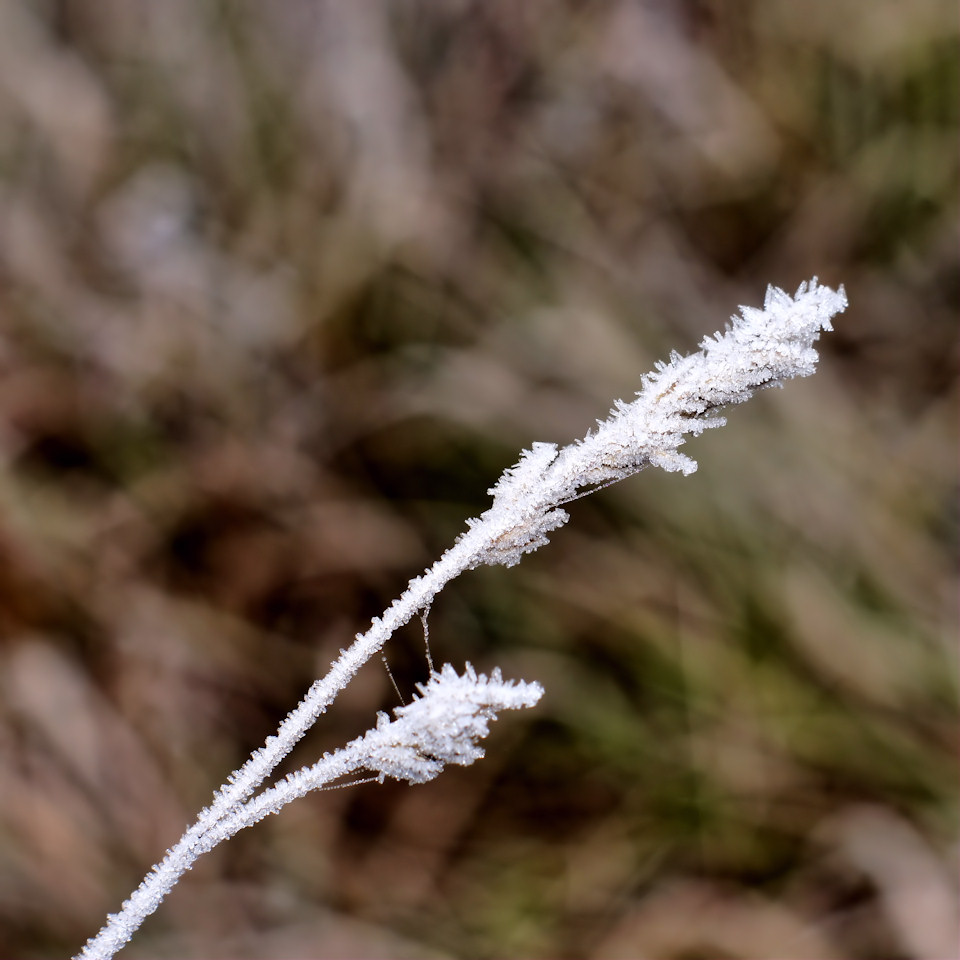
76,279,845,960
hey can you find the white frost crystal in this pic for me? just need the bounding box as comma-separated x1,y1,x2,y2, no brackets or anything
354,663,543,783
470,278,847,566
76,279,845,960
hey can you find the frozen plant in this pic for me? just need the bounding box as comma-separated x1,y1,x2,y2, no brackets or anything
76,278,847,960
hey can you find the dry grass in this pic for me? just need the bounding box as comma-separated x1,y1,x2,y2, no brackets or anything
0,2,956,958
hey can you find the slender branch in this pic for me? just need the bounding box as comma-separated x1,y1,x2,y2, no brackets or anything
75,279,846,960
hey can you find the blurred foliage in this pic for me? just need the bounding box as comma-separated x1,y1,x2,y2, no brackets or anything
0,1,956,958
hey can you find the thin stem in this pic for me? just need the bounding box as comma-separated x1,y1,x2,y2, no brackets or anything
76,525,490,960
75,279,847,960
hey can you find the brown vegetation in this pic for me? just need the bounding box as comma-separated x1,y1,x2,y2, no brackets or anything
0,2,955,957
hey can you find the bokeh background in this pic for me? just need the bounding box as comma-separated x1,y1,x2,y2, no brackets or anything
0,2,956,958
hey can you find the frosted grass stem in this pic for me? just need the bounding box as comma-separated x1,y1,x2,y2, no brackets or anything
76,278,846,960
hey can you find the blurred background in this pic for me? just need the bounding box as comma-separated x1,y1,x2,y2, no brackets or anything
0,2,956,958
